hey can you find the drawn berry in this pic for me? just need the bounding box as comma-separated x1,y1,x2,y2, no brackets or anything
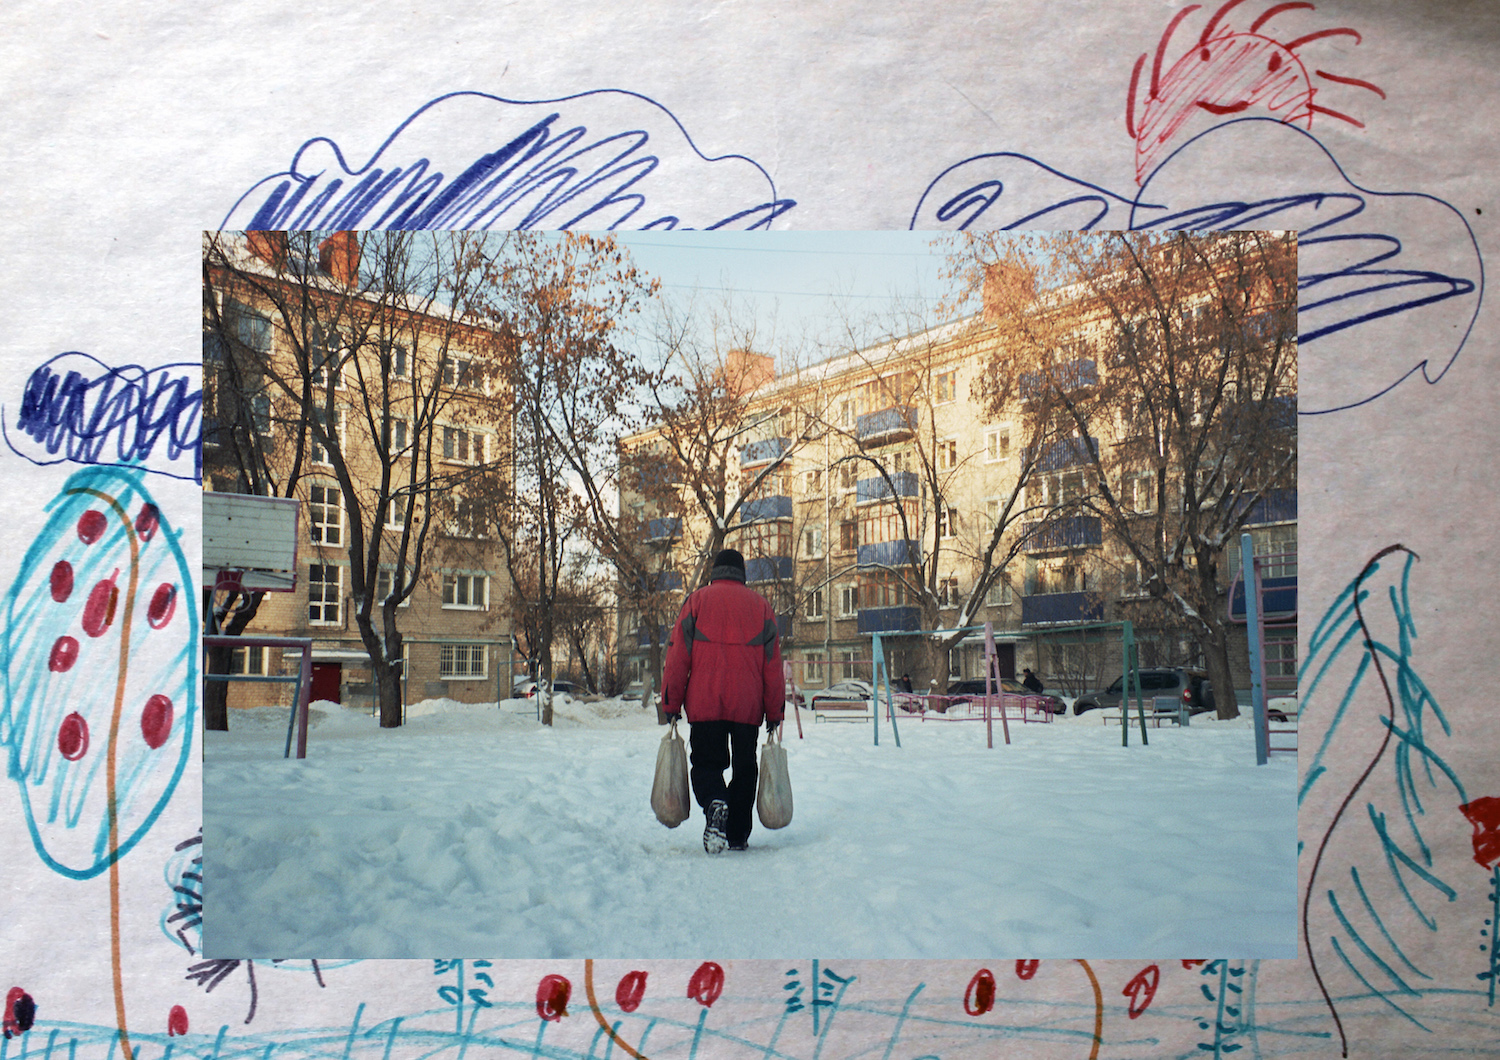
1015,960,1039,981
965,968,997,1015
57,713,88,760
77,510,107,544
147,584,177,629
167,1005,188,1037
1123,964,1160,1019
82,574,119,637
535,974,570,1022
615,971,647,1013
1460,798,1500,868
48,637,78,673
687,962,724,1008
49,562,72,602
141,696,173,750
2,988,35,1039
135,505,160,542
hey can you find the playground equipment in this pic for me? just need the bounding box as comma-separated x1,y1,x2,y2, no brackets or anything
1236,530,1298,765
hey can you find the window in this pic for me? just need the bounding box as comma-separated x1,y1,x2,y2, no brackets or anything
803,525,824,557
1255,526,1297,579
385,492,408,529
838,463,857,490
839,584,859,617
228,301,272,353
939,576,960,608
375,568,411,608
840,650,857,680
439,643,487,679
386,342,409,379
1123,472,1156,513
308,564,341,624
308,324,345,388
1121,557,1145,596
937,505,959,538
443,426,484,464
934,370,956,403
383,417,409,455
442,573,489,609
309,483,342,545
204,331,227,364
937,438,958,471
441,355,476,389
948,647,962,678
839,399,858,428
804,589,824,620
838,520,858,552
985,577,1013,607
802,469,823,494
310,407,343,465
801,652,825,687
230,644,267,675
1264,636,1297,681
450,495,486,538
250,393,272,436
985,426,1011,462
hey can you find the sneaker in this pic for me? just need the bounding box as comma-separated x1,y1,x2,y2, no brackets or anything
703,800,728,854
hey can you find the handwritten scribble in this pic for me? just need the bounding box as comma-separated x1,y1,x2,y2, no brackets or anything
4,353,203,485
162,829,204,955
220,90,795,232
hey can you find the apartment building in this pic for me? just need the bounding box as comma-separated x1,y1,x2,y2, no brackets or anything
202,231,516,711
618,236,1297,703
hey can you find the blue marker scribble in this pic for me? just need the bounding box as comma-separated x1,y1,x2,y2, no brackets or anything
4,352,203,485
912,117,1483,415
0,466,197,879
220,90,795,232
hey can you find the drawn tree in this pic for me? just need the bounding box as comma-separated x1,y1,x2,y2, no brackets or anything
954,231,1298,718
202,230,511,728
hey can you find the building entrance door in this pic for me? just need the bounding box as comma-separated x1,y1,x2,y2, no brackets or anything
311,663,342,704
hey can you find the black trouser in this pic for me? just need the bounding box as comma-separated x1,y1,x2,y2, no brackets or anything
688,720,759,846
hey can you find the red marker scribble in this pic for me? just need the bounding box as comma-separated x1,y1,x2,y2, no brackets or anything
536,975,571,1022
147,583,178,629
1460,797,1500,869
57,713,89,761
1181,959,1208,969
50,561,73,603
167,1005,189,1037
49,636,79,673
615,971,647,1013
3,989,36,1039
135,504,160,542
1015,960,1040,981
687,962,724,1008
964,968,997,1016
77,510,108,544
1126,0,1380,183
141,695,174,750
82,572,120,638
1123,964,1160,1019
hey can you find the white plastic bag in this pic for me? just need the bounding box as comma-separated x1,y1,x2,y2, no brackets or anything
756,727,793,829
651,718,691,828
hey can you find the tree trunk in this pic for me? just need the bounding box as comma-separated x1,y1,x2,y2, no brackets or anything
647,633,667,723
355,606,404,728
202,590,265,731
1203,620,1240,720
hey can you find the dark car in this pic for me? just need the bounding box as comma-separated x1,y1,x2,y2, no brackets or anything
1072,667,1213,716
941,678,1067,715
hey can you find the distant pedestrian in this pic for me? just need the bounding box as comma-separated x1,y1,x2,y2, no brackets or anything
662,549,786,854
898,673,913,693
1022,667,1044,694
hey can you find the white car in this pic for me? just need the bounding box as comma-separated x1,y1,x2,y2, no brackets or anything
808,680,874,710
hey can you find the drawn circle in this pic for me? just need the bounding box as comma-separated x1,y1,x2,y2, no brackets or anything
687,962,724,1008
50,561,73,603
965,968,997,1015
1015,960,1039,981
147,583,178,629
48,636,79,673
82,578,117,638
57,713,89,760
77,510,108,544
1123,964,1160,1020
141,694,173,749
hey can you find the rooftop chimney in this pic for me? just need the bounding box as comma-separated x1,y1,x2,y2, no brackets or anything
246,231,288,269
319,231,360,285
723,348,775,397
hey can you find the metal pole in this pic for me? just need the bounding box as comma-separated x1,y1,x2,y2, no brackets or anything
1243,532,1268,765
295,649,313,760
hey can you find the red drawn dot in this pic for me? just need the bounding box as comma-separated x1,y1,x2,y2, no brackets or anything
3,987,36,1039
535,975,571,1022
48,636,79,673
147,584,177,629
50,561,73,603
687,962,724,1008
1015,959,1039,981
135,505,160,542
1460,797,1500,869
77,510,108,544
964,968,997,1016
615,970,647,1014
57,713,89,761
167,1005,188,1037
1123,964,1160,1020
141,695,173,749
82,574,119,638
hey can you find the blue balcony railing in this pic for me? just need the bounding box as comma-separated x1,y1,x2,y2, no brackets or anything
856,471,918,504
857,539,920,569
1021,592,1103,626
650,571,683,593
1230,576,1297,619
1020,358,1097,401
635,624,669,648
858,606,922,634
645,517,682,541
1238,489,1296,526
1027,435,1099,473
1022,515,1102,552
740,495,793,522
745,556,793,583
740,437,790,467
856,406,917,444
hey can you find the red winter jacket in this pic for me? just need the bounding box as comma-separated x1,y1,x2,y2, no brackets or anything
662,575,785,726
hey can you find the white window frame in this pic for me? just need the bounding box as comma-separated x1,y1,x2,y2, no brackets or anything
442,572,490,610
230,644,267,676
934,369,956,404
985,577,1013,607
442,425,485,465
939,576,960,608
310,407,345,465
803,525,824,558
440,354,479,390
439,643,488,679
804,588,824,620
375,567,412,609
252,393,272,437
839,650,857,680
839,583,859,617
308,325,346,389
802,468,823,495
937,437,959,471
801,651,826,687
984,425,1011,463
385,491,409,530
383,416,410,457
308,482,343,546
937,505,959,539
308,564,342,625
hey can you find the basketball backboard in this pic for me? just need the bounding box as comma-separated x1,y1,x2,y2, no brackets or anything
203,493,300,592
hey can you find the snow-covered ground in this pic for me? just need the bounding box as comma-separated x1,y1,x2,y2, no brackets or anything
203,695,1297,960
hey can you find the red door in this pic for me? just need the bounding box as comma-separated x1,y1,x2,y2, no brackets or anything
996,644,1016,680
311,663,342,704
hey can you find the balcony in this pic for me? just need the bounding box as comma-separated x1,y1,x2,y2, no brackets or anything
645,517,682,541
741,495,793,522
1231,576,1297,620
856,406,917,446
746,556,793,583
741,437,790,468
635,624,670,648
857,539,920,569
856,471,918,504
1022,515,1102,552
1027,435,1099,473
650,570,683,593
1238,489,1296,526
1021,592,1104,626
858,606,922,634
1020,358,1098,402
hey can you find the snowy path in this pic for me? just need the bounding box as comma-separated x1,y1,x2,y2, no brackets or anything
203,697,1296,959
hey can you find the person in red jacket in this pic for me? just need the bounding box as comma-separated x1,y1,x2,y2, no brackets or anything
662,548,785,854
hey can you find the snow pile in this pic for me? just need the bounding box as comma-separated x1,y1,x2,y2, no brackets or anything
203,696,1297,960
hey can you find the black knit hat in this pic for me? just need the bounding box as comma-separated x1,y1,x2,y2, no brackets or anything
709,548,747,582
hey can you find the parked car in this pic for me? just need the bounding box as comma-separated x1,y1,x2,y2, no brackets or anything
515,679,577,699
808,680,874,710
943,678,1067,715
1072,667,1214,715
